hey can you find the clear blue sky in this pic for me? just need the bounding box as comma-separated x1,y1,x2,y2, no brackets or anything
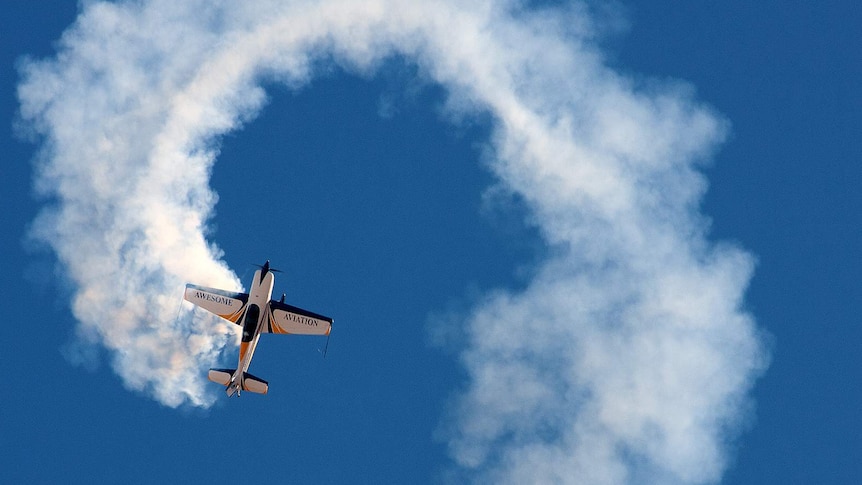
1,1,859,484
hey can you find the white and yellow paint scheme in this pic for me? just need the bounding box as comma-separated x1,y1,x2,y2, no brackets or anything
184,261,333,397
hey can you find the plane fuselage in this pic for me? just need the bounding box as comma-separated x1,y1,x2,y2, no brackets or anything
228,266,274,395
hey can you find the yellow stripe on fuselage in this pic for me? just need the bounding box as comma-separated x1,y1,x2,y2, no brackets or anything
239,341,250,362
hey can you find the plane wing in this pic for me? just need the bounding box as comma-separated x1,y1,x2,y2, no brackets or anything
265,300,332,336
184,284,249,324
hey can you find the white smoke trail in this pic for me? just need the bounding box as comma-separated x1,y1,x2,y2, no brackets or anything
19,0,766,481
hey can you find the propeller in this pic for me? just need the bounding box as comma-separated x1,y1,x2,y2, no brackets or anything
252,260,282,283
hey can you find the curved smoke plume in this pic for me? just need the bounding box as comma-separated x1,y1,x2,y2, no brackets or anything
19,0,766,482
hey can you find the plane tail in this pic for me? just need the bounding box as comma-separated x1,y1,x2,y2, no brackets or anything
207,368,268,396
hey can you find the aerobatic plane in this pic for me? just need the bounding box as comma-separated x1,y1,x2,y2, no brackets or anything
184,260,333,397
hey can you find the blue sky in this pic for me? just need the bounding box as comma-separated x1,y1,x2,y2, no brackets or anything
1,1,859,484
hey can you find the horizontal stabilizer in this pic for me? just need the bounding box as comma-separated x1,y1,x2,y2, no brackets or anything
242,372,269,394
208,368,234,386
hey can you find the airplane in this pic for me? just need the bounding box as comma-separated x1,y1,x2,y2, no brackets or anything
183,260,333,397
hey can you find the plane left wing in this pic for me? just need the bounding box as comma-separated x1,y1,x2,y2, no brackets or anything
184,284,249,324
265,300,332,336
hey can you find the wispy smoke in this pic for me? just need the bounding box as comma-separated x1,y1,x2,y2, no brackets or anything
19,0,766,482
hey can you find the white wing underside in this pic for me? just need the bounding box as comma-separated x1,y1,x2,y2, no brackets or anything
266,300,332,336
184,284,248,323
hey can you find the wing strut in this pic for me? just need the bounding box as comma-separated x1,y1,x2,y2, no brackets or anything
319,328,332,359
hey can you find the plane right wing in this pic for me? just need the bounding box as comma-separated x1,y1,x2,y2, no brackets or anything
265,300,333,336
184,284,249,324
